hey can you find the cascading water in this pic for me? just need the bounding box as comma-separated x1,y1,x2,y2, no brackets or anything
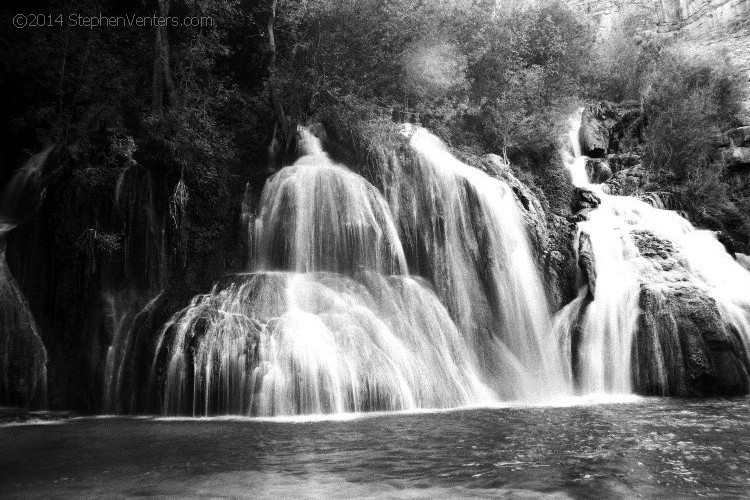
150,128,508,416
0,149,52,407
102,161,169,412
558,108,750,395
0,223,47,407
250,129,407,276
152,271,493,416
395,127,572,400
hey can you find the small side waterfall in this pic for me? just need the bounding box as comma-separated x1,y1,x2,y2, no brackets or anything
0,149,53,407
0,223,47,407
558,109,750,395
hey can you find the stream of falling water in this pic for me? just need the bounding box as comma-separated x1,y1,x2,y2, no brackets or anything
556,109,750,394
147,126,572,416
0,149,52,408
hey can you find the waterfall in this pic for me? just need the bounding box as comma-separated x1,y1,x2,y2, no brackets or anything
0,149,53,408
559,109,750,395
151,128,503,416
0,223,47,407
146,125,578,416
250,128,407,275
396,127,572,400
152,271,493,416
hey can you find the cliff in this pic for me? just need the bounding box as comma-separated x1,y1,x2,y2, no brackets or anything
569,0,750,115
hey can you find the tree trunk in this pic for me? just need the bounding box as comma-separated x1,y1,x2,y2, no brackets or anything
151,0,174,115
267,0,287,129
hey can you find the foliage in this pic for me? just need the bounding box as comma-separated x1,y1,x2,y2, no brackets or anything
642,50,745,179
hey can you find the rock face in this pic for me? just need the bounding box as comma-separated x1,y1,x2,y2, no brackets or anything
585,158,612,183
727,126,750,146
579,102,643,158
572,187,602,213
579,107,611,158
580,227,750,396
567,0,750,117
0,229,47,408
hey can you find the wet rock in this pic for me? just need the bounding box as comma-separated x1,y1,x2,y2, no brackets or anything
0,231,47,408
602,163,647,197
585,158,612,183
726,126,750,147
574,228,750,397
572,187,601,213
577,231,597,297
579,102,642,158
636,283,750,397
607,152,641,173
629,229,750,397
579,106,611,158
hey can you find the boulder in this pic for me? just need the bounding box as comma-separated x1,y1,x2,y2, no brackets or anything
628,229,750,397
579,106,611,158
572,227,750,397
577,231,597,297
635,283,750,397
572,187,601,213
585,158,612,183
607,152,641,173
579,101,642,158
602,163,647,197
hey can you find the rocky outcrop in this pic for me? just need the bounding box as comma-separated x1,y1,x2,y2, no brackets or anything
655,0,750,34
585,158,612,183
579,228,750,396
636,282,750,397
607,152,641,173
0,228,47,408
602,160,647,196
572,187,602,214
567,0,750,117
579,102,643,158
726,126,750,146
577,231,597,297
579,107,611,158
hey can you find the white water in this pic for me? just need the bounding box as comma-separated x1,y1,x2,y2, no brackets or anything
251,129,407,275
150,126,577,416
559,109,750,394
154,271,494,416
397,127,572,400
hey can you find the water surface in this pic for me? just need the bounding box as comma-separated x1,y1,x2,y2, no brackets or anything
2,398,750,498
